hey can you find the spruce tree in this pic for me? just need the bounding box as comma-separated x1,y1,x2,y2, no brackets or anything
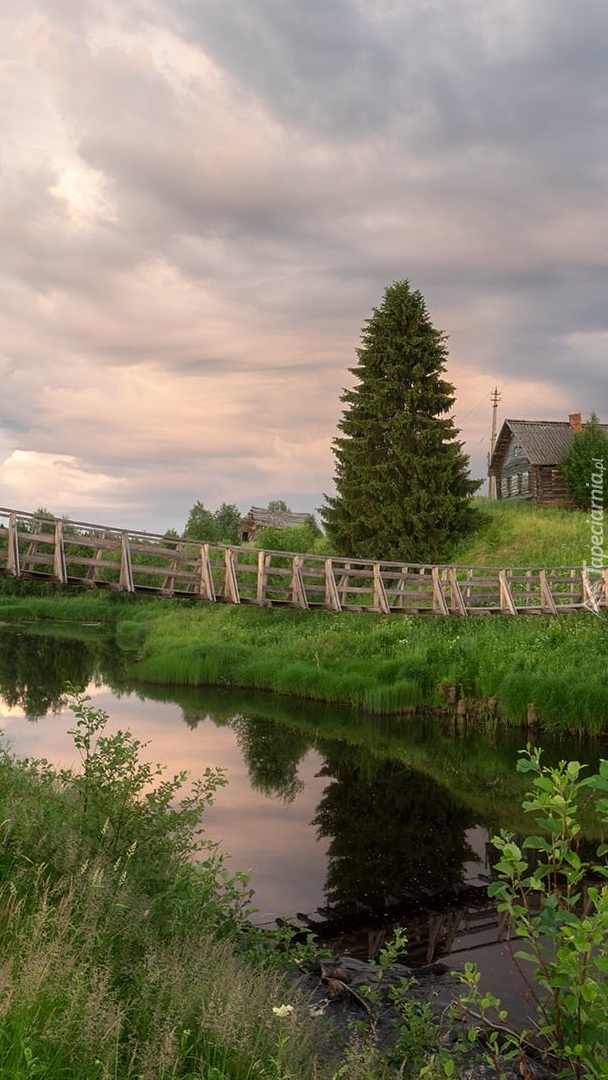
321,280,480,563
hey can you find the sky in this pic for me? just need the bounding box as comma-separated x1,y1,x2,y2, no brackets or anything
1,0,607,535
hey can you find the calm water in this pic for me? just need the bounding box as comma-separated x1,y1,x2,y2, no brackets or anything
1,622,604,1025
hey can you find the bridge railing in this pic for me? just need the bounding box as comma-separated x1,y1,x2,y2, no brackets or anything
0,507,606,615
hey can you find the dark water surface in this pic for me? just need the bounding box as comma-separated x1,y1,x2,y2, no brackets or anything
1,622,605,1027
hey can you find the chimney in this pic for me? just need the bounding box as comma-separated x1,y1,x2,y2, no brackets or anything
569,412,582,432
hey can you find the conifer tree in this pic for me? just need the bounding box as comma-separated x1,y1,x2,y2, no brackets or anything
321,280,480,562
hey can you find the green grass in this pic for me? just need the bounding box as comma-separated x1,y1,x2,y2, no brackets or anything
447,497,597,567
3,583,605,734
0,698,336,1080
115,602,608,734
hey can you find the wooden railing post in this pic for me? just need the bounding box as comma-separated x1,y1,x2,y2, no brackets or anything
7,513,20,577
223,547,240,604
199,544,216,601
447,567,467,615
119,532,134,592
539,569,558,614
324,558,341,611
53,519,67,584
498,569,517,615
581,566,600,614
431,566,449,615
373,563,390,614
256,550,268,605
291,554,309,609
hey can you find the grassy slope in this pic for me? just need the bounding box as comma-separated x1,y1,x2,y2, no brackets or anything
447,497,594,567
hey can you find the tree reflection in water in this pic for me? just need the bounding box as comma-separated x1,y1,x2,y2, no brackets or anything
312,747,477,915
229,714,309,804
0,626,129,718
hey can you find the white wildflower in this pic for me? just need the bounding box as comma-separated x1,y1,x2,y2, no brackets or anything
272,1004,294,1019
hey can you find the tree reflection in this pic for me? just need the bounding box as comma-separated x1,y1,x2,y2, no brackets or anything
0,628,128,718
313,747,477,913
229,714,309,803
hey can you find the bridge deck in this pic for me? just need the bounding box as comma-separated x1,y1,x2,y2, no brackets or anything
0,507,605,615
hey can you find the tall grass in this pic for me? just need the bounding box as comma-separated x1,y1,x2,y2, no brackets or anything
120,603,608,734
447,497,597,567
0,700,335,1079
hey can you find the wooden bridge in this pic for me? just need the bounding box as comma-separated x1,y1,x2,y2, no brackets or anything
0,507,605,616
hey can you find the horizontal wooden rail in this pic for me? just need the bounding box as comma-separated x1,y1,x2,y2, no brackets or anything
0,507,606,616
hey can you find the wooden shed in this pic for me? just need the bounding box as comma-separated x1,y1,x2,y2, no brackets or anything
488,414,608,506
239,507,313,544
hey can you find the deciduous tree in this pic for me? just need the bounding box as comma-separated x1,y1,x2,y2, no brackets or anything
560,412,608,509
183,500,217,542
213,503,242,545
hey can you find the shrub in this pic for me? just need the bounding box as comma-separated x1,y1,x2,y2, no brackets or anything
457,746,608,1079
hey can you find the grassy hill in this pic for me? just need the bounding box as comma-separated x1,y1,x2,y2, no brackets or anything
447,497,595,568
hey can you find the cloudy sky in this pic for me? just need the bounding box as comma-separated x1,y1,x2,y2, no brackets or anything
1,0,607,534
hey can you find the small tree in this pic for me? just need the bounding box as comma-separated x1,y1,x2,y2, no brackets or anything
560,413,608,509
267,499,290,513
213,503,242,545
321,280,480,562
183,500,217,542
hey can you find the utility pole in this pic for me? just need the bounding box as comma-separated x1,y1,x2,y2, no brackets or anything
488,386,501,497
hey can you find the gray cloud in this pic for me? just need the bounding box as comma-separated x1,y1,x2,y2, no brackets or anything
0,0,607,532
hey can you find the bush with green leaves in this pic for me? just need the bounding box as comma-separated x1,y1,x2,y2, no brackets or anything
560,412,608,509
454,746,608,1079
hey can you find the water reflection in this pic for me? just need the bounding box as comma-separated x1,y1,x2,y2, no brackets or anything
229,714,308,804
0,623,130,717
312,749,476,913
0,618,603,1020
0,623,488,930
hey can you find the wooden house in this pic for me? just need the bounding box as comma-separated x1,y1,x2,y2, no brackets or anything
239,506,313,544
488,414,608,506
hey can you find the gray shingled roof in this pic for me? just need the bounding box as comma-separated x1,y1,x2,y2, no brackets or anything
489,419,608,471
240,506,312,530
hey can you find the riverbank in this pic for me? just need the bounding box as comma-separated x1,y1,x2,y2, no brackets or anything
121,602,608,734
1,588,607,734
0,690,551,1080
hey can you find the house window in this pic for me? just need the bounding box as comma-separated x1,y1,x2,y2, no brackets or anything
501,477,509,497
511,474,521,495
521,471,530,493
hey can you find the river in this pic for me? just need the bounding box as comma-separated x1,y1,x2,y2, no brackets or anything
1,620,604,1026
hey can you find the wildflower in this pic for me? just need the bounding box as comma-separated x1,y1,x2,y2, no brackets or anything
272,1004,294,1019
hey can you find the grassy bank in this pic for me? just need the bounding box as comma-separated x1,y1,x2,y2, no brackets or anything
117,602,608,735
0,692,338,1080
1,588,607,734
